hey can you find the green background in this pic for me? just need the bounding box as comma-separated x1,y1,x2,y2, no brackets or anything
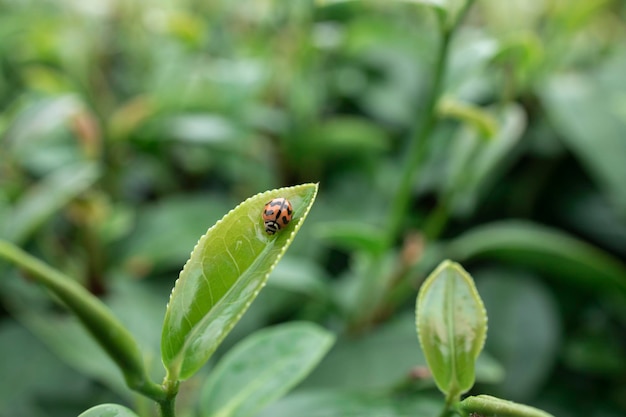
1,0,625,416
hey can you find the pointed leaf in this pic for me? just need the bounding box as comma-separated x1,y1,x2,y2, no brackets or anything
161,183,318,381
78,404,139,417
200,322,334,417
459,395,555,417
415,260,487,397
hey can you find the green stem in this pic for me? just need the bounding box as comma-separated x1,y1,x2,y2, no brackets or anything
386,24,452,247
422,195,452,240
386,0,476,247
0,240,167,403
158,378,179,417
438,392,459,417
158,397,177,417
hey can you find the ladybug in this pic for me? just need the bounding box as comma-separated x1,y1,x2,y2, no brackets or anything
263,197,293,235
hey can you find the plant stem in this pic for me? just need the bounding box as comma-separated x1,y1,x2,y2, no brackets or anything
386,0,477,247
158,375,180,417
386,23,453,248
0,240,168,403
158,397,177,417
438,392,459,417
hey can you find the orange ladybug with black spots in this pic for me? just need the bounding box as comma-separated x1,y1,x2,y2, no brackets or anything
262,197,293,235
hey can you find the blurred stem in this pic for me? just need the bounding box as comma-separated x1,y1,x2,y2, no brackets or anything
422,194,452,240
386,1,476,247
386,23,450,247
351,2,476,330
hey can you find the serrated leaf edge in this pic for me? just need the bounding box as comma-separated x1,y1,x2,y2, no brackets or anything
163,183,319,380
416,260,488,395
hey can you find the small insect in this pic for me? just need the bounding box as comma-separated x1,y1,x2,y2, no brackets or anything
262,197,293,235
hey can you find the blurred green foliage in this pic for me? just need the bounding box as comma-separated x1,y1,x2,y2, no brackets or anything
1,0,626,416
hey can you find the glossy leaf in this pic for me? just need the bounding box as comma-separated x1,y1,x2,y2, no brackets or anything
1,163,100,244
161,183,318,381
459,395,555,417
200,322,334,417
415,260,487,397
78,404,139,417
447,220,626,294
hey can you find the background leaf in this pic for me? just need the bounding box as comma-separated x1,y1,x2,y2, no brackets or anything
161,183,318,381
540,59,626,214
415,260,487,397
0,163,100,244
256,390,442,417
77,404,139,417
447,220,626,295
444,103,526,217
0,241,155,396
200,322,334,417
476,269,560,401
302,313,502,391
0,321,104,417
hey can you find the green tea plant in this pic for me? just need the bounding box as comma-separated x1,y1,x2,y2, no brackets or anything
0,184,336,417
2,0,626,415
415,260,552,417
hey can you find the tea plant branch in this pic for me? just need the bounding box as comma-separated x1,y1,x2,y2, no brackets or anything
387,0,476,247
0,239,167,403
157,393,177,417
439,392,460,417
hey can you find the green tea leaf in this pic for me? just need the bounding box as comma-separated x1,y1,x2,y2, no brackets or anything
447,220,626,294
200,322,334,417
415,260,487,397
161,183,318,381
459,395,555,417
78,404,139,417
